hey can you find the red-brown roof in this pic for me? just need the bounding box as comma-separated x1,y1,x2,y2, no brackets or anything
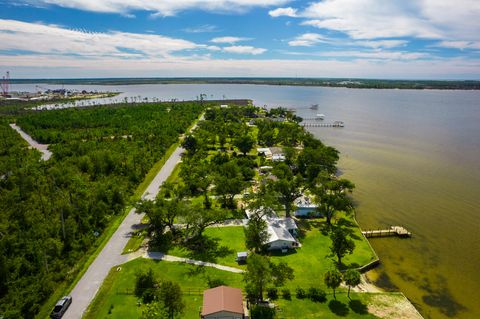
201,286,244,316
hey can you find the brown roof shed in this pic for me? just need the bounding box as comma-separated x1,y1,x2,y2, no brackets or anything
201,286,244,317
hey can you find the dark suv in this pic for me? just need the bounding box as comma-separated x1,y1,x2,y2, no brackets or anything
50,296,72,318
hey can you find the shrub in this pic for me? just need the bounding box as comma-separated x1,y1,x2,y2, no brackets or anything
207,277,226,288
308,287,327,302
141,288,156,304
281,288,291,300
296,287,307,299
134,268,155,298
250,305,275,319
266,287,278,300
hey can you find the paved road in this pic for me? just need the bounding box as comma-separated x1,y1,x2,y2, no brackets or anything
63,145,185,319
10,123,52,160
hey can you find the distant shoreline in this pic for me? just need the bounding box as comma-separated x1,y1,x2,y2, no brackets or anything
9,77,480,90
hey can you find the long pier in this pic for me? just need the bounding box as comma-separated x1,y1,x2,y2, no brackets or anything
302,121,344,128
362,226,412,238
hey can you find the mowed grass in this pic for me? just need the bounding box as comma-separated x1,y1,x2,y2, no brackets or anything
170,214,377,290
84,258,244,319
167,226,248,269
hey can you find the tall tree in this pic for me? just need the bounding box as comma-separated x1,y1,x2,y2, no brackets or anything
271,163,302,217
343,269,361,299
156,280,185,319
243,254,294,303
324,269,342,300
244,214,269,253
329,226,355,266
213,161,244,208
312,174,355,226
234,134,255,156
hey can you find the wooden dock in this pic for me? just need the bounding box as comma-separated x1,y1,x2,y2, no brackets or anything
362,226,412,238
302,121,344,128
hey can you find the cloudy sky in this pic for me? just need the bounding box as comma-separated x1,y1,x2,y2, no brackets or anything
1,0,479,79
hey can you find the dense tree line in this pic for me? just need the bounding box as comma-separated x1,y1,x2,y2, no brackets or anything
0,102,204,318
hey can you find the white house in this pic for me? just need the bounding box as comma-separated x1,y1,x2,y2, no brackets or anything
294,195,318,217
265,217,299,251
245,208,299,251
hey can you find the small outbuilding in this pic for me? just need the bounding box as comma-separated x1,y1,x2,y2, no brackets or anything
201,286,246,319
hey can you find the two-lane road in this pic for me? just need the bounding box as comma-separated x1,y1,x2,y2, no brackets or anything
63,145,185,318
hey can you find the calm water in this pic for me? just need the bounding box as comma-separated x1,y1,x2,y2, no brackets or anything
13,83,480,318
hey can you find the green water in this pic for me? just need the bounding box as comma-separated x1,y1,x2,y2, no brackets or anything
302,89,480,319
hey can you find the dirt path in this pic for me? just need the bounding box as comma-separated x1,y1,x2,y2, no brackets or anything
9,123,52,160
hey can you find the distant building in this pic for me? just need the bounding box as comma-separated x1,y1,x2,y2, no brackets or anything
201,286,246,319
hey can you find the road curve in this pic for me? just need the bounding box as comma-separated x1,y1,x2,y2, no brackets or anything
62,145,185,319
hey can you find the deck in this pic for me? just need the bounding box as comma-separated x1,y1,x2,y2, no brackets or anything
362,226,412,238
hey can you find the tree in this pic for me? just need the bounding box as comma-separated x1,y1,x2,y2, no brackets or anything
271,163,302,217
181,204,227,243
141,302,167,319
157,280,185,319
244,254,294,303
134,268,156,300
213,161,244,208
234,134,255,156
343,269,361,299
244,214,269,253
329,226,355,266
181,134,198,155
312,174,355,226
324,269,342,299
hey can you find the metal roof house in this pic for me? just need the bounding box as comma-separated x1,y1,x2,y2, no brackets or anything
201,286,246,319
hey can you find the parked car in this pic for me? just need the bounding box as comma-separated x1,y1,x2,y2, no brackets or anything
50,296,72,318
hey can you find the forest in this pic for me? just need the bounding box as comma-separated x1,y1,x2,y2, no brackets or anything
0,101,204,318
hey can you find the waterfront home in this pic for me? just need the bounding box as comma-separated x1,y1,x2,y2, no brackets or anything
294,195,318,217
245,208,299,251
201,286,246,319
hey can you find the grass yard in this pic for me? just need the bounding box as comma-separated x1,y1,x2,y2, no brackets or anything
176,214,377,290
84,258,244,319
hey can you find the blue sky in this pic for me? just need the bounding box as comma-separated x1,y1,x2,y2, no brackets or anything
0,0,479,79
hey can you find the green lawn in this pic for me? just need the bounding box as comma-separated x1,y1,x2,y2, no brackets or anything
85,257,410,319
84,258,244,319
168,226,248,269
170,215,377,289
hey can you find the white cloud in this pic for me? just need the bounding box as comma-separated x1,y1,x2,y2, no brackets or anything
211,36,250,44
183,24,218,33
2,55,478,79
288,33,328,47
269,7,297,17
30,0,291,16
434,41,480,50
283,49,430,61
223,45,267,55
297,0,480,43
0,19,205,58
355,40,408,49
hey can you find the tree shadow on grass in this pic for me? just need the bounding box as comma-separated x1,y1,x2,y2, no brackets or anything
335,218,361,240
349,299,368,314
328,300,349,317
184,235,234,263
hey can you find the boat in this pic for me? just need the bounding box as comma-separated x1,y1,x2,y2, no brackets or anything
310,104,319,110
316,113,325,120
